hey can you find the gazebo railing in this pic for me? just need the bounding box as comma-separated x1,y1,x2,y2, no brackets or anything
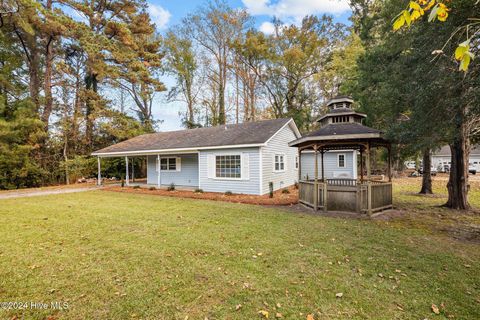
298,180,392,214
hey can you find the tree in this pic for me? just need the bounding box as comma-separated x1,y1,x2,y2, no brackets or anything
163,30,202,128
183,0,250,125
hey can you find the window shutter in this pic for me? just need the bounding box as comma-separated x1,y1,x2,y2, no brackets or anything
207,154,215,179
176,157,181,171
272,154,276,172
242,153,250,180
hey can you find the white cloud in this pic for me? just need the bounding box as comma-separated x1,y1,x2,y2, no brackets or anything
259,21,276,35
243,0,350,21
147,3,171,29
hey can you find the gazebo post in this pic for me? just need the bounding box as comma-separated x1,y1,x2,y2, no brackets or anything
366,142,372,215
298,148,302,182
321,148,327,212
125,156,129,186
321,149,325,182
387,145,392,182
97,157,101,186
313,144,319,211
360,147,364,183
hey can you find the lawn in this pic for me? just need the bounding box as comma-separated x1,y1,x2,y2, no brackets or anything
0,178,479,319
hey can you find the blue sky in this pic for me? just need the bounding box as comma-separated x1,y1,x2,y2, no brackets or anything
146,0,352,131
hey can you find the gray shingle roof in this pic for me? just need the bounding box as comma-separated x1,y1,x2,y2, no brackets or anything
304,123,382,137
93,118,293,155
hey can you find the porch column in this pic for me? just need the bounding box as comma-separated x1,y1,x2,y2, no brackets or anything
313,144,319,211
97,157,101,186
131,158,135,182
125,156,129,186
157,154,161,187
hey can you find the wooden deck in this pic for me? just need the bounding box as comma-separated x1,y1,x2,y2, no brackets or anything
299,179,392,214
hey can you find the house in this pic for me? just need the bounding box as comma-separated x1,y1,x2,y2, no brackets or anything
92,118,302,195
431,145,480,171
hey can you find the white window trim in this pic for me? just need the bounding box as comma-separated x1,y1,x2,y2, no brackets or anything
337,153,346,168
160,157,180,172
273,153,286,173
213,153,243,180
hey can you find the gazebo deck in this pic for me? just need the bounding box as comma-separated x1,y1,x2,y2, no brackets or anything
298,179,392,214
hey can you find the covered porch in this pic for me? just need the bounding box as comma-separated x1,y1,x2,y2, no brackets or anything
292,140,393,215
95,152,199,189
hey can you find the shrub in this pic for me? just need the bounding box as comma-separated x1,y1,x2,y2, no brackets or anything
167,183,175,191
269,182,274,198
294,181,299,189
149,186,156,191
282,189,290,194
194,188,204,193
121,178,125,188
225,190,233,196
133,185,140,189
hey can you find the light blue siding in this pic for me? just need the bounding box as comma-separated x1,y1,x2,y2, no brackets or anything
300,151,357,180
261,123,299,194
199,148,261,195
146,154,199,187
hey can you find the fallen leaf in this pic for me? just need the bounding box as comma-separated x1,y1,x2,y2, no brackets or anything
258,310,269,318
276,303,281,308
235,304,242,311
307,314,315,320
432,304,440,314
335,292,343,298
275,313,283,318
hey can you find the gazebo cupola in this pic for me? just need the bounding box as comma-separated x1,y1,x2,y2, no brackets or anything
316,95,367,127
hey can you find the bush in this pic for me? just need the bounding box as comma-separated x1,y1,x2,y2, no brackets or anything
121,178,125,188
167,183,175,191
194,188,204,193
282,189,290,194
133,185,140,189
149,186,156,191
225,190,233,196
294,181,299,189
269,182,274,198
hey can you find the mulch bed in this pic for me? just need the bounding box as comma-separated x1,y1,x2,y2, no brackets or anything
103,185,299,206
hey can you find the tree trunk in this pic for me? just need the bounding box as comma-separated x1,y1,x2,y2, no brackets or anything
85,71,97,150
41,0,54,130
419,148,433,194
445,137,470,209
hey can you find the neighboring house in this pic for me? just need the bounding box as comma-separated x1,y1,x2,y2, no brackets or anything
431,145,480,171
92,118,302,195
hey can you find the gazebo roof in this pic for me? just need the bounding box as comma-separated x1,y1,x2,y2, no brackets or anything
289,123,388,149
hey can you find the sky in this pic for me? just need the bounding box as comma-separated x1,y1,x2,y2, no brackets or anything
145,0,352,131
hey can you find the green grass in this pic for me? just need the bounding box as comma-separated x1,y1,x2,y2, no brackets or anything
0,185,479,319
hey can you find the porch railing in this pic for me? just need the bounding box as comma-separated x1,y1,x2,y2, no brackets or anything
299,179,393,214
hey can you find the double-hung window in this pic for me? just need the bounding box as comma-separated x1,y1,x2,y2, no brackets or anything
160,157,177,171
274,154,285,172
215,155,241,179
337,154,346,168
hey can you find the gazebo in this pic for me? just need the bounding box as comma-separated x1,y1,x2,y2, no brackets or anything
289,96,393,215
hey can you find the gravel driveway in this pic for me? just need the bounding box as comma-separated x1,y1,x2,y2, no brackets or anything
0,186,101,199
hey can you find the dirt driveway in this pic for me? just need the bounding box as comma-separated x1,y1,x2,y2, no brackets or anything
0,185,101,199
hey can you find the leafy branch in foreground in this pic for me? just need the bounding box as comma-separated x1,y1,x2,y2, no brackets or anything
393,0,478,71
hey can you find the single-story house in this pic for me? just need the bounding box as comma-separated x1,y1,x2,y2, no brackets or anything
93,118,301,195
432,145,480,171
93,117,361,195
